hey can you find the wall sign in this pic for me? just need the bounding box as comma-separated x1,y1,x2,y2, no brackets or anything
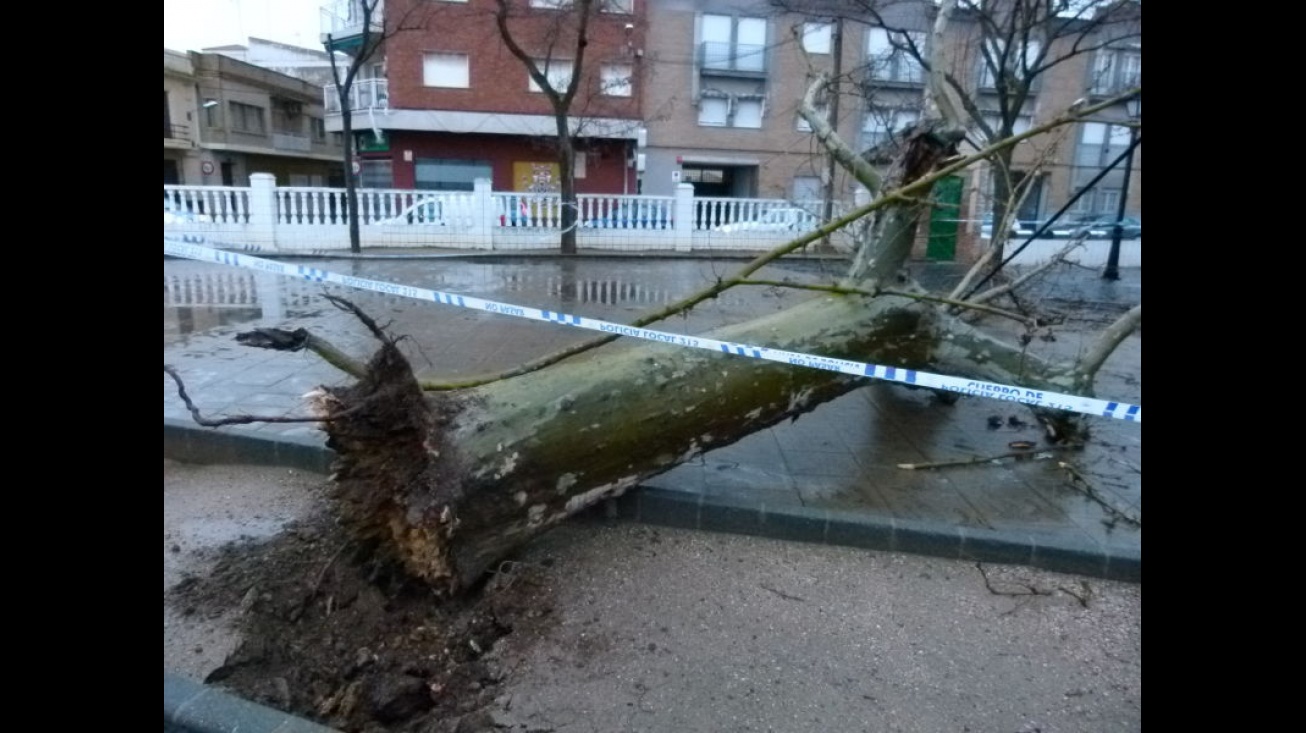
201,161,215,175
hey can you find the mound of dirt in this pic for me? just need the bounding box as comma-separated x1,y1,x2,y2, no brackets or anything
166,499,562,733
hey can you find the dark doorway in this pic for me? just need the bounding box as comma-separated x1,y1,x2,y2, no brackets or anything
164,160,180,185
221,162,235,186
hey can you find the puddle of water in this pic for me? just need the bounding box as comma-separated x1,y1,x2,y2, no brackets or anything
163,256,844,344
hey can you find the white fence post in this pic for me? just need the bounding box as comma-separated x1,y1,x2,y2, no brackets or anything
673,183,695,252
248,173,278,251
472,178,493,249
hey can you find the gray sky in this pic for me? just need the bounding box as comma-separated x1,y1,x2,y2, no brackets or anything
164,0,324,53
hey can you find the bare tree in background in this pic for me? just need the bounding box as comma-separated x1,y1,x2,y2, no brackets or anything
490,0,626,255
172,0,1140,598
323,0,434,253
773,0,1140,268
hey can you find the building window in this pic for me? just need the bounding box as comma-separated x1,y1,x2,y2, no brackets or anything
1075,121,1131,168
600,0,633,13
1072,122,1131,212
530,0,571,8
529,59,574,92
734,97,763,128
312,117,326,141
423,53,469,88
1089,48,1141,96
272,100,303,135
863,108,919,148
867,28,925,84
359,159,393,189
600,64,633,96
229,102,265,134
697,94,764,129
332,131,344,147
802,22,832,54
979,113,1033,138
793,176,822,202
700,14,767,73
416,158,492,191
698,96,729,126
979,38,1041,89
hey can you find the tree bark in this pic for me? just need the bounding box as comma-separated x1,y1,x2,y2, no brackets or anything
313,284,1073,595
231,1,1135,598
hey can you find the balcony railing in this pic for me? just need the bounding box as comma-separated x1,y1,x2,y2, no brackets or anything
320,0,384,44
323,78,389,114
164,122,190,139
272,132,312,152
699,41,767,75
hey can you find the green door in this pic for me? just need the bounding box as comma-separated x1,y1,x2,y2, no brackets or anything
926,175,962,260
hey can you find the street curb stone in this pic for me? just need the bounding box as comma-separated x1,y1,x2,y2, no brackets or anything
162,421,1138,582
164,672,341,733
164,419,1139,731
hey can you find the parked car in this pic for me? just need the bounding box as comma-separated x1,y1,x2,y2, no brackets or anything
498,195,552,227
582,202,674,229
164,198,212,224
1070,215,1141,240
1013,218,1052,238
980,213,1019,239
1047,214,1141,239
164,200,211,243
377,198,446,226
712,207,819,234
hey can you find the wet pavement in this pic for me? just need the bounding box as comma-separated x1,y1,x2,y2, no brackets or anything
164,251,1140,582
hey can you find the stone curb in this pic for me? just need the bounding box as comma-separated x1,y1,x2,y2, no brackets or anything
165,672,340,733
164,420,1138,730
163,419,1139,583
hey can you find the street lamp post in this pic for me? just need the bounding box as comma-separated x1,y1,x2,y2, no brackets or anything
1103,94,1141,281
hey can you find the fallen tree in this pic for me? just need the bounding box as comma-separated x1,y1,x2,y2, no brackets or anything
167,2,1140,596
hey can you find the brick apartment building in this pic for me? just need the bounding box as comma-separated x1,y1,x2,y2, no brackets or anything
322,0,646,194
169,1,1138,260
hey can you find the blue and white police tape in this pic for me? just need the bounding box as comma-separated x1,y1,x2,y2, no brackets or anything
165,240,1141,423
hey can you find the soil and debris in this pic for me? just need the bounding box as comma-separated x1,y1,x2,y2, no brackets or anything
166,478,564,733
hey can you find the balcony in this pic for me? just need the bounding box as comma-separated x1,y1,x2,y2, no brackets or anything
320,0,384,52
272,132,312,152
323,78,389,115
699,41,767,77
164,122,192,148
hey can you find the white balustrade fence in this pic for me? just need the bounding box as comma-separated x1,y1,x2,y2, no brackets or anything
164,176,861,254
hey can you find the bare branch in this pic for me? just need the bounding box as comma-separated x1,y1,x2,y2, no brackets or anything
164,365,332,427
1058,461,1142,527
898,443,1080,470
1072,304,1142,388
798,72,884,193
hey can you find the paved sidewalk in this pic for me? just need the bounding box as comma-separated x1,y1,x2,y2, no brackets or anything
164,251,1140,581
165,251,1140,733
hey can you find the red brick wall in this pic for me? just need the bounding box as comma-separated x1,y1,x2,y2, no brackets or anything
385,0,644,120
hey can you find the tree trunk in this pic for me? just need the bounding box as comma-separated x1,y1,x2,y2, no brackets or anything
557,119,578,255
988,144,1016,269
342,95,361,254
315,286,1071,596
